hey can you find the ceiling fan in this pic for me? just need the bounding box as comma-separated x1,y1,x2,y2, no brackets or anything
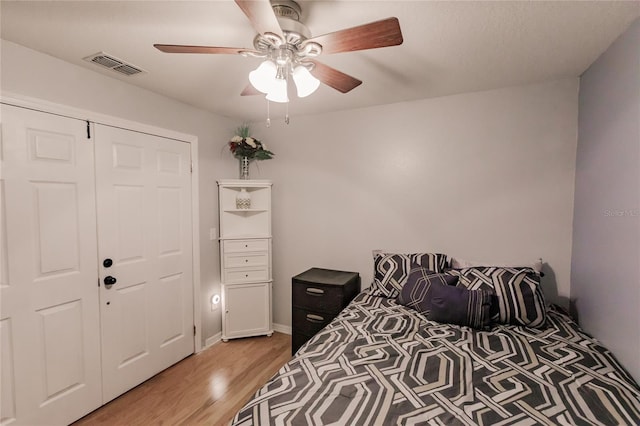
154,0,403,102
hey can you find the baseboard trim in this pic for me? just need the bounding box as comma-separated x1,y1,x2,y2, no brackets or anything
204,327,288,347
204,332,222,349
273,323,291,335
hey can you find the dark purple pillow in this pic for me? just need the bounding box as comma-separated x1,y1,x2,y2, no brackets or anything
428,283,492,330
397,266,459,315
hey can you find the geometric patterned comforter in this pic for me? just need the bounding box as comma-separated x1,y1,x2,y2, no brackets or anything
231,292,640,425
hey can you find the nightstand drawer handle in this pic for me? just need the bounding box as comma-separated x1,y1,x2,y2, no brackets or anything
306,288,324,296
306,314,325,323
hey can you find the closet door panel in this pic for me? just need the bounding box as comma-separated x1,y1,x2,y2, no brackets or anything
95,125,194,403
0,104,102,425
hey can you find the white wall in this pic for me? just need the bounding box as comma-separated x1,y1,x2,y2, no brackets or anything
2,40,582,344
572,19,640,382
1,39,236,345
253,79,579,328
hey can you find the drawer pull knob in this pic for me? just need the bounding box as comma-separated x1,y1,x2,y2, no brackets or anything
306,288,325,296
306,314,324,323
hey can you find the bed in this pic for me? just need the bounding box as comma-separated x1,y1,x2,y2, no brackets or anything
231,253,640,425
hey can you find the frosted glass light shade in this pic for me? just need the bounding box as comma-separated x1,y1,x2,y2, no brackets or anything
249,61,277,94
266,78,289,103
292,66,320,98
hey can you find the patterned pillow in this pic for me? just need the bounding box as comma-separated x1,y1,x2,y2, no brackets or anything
370,252,449,298
450,257,544,276
451,266,547,328
396,267,459,314
428,283,492,330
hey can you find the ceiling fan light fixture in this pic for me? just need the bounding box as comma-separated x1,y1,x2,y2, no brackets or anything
249,60,277,94
155,1,403,125
266,78,289,103
292,65,320,98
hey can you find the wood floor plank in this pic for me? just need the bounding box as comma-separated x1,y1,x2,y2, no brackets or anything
73,332,291,426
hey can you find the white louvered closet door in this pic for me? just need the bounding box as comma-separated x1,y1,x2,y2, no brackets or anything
94,124,194,403
0,104,102,425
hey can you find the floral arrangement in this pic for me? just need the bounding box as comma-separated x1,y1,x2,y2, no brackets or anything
228,124,274,161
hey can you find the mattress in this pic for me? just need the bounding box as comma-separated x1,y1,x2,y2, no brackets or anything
232,292,640,425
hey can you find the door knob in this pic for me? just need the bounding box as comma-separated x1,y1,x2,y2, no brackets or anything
103,258,113,268
104,276,117,287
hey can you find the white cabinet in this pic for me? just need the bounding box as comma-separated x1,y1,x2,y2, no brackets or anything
218,180,273,341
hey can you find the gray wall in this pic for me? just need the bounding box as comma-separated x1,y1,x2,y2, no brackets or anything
2,40,581,347
255,79,579,330
572,19,640,382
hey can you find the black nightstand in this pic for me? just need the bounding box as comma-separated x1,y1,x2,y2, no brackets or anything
291,268,360,355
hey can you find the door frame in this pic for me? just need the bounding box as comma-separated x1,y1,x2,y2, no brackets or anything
1,92,204,352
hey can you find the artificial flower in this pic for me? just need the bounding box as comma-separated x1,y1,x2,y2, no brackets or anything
227,124,274,161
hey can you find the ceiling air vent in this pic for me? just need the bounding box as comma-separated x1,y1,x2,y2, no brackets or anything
83,52,146,76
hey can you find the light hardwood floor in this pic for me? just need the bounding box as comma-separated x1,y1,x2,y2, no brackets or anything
73,332,291,426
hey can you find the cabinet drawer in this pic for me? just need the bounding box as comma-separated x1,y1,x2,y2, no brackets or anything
224,239,269,253
292,283,344,313
292,308,333,337
224,267,269,283
224,252,268,268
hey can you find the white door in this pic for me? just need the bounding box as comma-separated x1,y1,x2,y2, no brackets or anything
94,124,194,403
0,104,102,425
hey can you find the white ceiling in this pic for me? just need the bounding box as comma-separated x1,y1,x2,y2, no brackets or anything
2,1,639,122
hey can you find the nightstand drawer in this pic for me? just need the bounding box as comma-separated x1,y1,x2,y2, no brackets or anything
224,267,269,283
292,308,332,336
292,283,344,313
224,239,269,253
291,268,360,355
224,252,268,268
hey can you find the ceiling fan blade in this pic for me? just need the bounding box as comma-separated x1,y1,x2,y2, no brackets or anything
305,17,403,55
154,44,254,55
235,0,284,38
241,84,262,96
307,60,362,94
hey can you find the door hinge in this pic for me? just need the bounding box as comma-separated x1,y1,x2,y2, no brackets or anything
86,120,91,139
193,325,196,336
190,162,193,173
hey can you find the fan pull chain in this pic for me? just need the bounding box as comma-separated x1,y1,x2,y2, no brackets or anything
285,70,290,125
285,101,290,125
266,100,271,128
